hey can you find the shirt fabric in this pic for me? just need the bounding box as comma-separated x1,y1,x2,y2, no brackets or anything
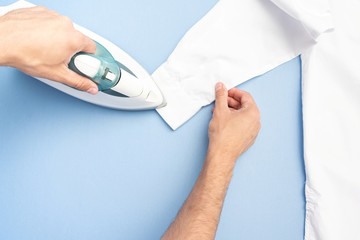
152,0,360,237
153,0,333,130
301,0,360,239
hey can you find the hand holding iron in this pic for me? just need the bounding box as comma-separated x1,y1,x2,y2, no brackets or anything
0,6,99,94
208,82,261,163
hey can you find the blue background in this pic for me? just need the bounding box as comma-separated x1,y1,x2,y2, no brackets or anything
0,0,305,239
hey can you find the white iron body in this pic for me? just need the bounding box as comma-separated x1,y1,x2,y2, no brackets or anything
36,25,166,110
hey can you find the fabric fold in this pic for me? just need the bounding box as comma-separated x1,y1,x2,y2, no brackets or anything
270,0,334,40
153,0,333,130
153,66,206,130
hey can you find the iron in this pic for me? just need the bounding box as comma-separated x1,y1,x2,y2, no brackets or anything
36,26,166,110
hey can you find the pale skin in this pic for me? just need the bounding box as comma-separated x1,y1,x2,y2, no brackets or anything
0,6,98,94
0,7,261,240
162,82,261,240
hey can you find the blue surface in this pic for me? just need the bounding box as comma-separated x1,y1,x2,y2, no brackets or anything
0,0,305,239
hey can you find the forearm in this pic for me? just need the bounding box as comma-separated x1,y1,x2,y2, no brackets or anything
162,83,260,239
162,151,236,240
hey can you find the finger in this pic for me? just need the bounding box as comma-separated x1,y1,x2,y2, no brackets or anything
16,6,49,14
7,7,58,21
29,6,48,12
5,8,29,15
4,7,44,17
228,97,241,109
58,66,99,94
79,35,96,54
228,88,254,109
11,6,47,13
214,82,228,111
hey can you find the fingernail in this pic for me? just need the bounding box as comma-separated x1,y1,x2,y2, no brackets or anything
87,87,98,95
216,82,223,91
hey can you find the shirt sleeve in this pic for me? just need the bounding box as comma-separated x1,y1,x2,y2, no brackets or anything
152,0,333,130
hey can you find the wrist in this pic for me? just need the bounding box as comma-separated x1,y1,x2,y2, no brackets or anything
207,141,242,162
205,148,237,172
0,20,12,66
0,49,12,67
0,16,22,67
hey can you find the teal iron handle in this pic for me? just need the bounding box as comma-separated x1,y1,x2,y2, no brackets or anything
68,41,121,91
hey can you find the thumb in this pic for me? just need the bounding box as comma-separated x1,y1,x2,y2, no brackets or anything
214,82,228,111
59,66,99,94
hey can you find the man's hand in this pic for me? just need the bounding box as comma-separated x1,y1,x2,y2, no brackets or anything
208,82,261,162
162,83,260,240
0,6,98,94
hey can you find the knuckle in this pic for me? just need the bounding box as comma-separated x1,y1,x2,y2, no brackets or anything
255,110,261,121
68,32,87,51
48,9,60,16
255,107,261,117
7,9,22,15
77,32,88,43
59,15,73,26
73,79,87,90
244,91,256,102
241,90,251,97
216,90,225,97
248,107,261,122
34,6,48,11
214,110,223,119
